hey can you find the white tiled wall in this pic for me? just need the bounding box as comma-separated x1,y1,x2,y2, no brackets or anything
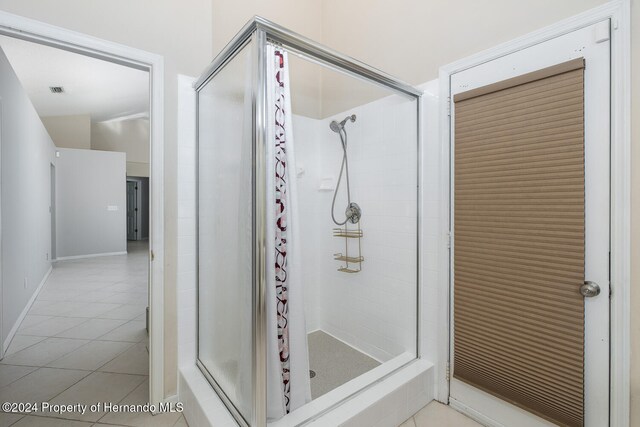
292,92,420,362
291,115,324,335
177,75,197,370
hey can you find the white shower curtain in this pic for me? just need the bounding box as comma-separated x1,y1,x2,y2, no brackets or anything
265,45,312,421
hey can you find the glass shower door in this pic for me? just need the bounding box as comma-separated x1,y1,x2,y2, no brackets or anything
196,40,254,425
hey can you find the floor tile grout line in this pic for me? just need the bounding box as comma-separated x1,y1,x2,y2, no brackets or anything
2,333,134,368
45,340,136,371
92,343,146,374
0,365,38,389
18,374,149,425
18,316,93,338
7,302,146,362
1,335,48,358
1,243,150,425
3,345,148,419
95,373,150,424
14,313,146,338
5,414,24,427
10,322,148,371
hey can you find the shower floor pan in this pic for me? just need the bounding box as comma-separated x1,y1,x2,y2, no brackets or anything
308,330,380,398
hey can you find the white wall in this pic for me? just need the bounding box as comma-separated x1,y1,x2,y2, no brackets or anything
41,114,91,149
0,46,56,350
293,91,419,362
55,148,126,259
92,118,150,177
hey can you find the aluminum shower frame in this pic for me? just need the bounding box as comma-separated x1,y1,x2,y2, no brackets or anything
194,16,423,427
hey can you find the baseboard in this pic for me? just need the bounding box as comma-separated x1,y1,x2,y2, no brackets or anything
2,265,52,357
449,397,503,427
55,251,127,261
163,394,179,403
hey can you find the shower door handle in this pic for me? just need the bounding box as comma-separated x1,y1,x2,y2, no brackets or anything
580,281,600,297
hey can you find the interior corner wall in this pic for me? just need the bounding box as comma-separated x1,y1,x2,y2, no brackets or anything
91,119,150,178
55,148,126,259
41,114,91,149
0,46,56,349
0,0,214,395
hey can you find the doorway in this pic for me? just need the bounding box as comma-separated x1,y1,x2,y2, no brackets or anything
127,179,138,241
0,10,165,407
127,177,150,242
448,21,610,427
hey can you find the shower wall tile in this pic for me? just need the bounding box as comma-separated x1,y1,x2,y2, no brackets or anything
294,91,423,363
177,75,197,369
292,114,325,334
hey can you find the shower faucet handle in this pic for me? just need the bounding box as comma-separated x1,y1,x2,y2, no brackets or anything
346,202,362,224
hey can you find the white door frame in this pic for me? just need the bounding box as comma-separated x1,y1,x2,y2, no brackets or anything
437,1,631,425
0,11,166,405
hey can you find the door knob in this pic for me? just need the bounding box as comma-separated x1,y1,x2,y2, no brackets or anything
580,281,600,297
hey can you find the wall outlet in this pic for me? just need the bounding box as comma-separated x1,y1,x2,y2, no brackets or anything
23,277,28,289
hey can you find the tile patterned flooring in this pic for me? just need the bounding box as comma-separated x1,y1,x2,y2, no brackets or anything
0,240,482,427
0,241,186,427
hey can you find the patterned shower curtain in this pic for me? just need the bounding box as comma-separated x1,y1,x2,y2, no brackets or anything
266,45,312,421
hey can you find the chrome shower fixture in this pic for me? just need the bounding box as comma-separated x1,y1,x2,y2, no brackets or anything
329,114,356,133
329,114,361,225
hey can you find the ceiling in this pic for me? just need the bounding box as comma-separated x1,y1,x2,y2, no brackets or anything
0,35,149,122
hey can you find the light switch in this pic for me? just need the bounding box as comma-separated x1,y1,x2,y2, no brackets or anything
107,205,118,211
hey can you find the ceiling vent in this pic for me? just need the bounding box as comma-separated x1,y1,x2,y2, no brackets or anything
49,86,64,94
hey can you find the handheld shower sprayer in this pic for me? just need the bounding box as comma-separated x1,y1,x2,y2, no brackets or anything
329,114,356,133
329,114,361,225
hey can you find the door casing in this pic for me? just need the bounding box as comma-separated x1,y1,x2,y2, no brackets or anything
449,21,610,427
437,1,631,426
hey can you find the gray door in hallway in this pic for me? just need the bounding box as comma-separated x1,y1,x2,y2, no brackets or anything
126,180,137,241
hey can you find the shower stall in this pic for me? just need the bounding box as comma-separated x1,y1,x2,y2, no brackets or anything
196,17,422,427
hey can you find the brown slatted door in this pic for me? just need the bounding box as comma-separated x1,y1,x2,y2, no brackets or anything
453,59,585,427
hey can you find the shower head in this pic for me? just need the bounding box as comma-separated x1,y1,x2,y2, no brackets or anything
329,114,356,132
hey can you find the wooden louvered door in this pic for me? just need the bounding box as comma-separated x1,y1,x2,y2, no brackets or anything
449,22,610,427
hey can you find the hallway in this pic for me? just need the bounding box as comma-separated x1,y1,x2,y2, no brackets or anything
0,242,184,427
